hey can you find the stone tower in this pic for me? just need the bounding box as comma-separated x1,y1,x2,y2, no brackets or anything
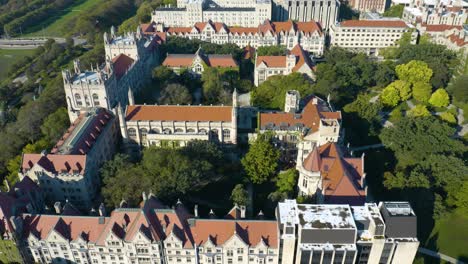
285,90,300,113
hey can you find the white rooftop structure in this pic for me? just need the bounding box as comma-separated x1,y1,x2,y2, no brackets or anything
72,71,101,85
296,204,356,229
382,202,416,216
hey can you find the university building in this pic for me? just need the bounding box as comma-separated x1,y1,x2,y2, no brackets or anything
277,199,419,264
254,44,316,86
272,0,340,29
330,19,417,56
143,19,325,55
152,0,272,27
19,108,119,209
296,142,366,204
62,26,159,123
348,0,387,13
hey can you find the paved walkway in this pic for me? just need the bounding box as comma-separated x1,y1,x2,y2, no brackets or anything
418,247,466,264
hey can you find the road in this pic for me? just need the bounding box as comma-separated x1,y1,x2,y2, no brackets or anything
0,37,86,49
418,247,466,264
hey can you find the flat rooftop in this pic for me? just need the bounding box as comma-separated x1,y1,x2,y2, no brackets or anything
382,202,415,217
297,204,355,229
110,36,135,46
72,71,100,85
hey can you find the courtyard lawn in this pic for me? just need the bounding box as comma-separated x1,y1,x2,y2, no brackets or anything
0,239,22,263
426,209,468,262
24,0,104,37
0,49,36,80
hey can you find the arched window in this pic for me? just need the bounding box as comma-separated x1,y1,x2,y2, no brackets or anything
174,128,184,134
194,64,203,73
75,94,82,106
163,128,172,134
128,128,137,141
92,94,100,106
140,128,148,143
199,129,207,134
150,128,160,134
187,128,196,133
84,95,90,106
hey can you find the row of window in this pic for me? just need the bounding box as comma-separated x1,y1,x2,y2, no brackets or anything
75,93,100,107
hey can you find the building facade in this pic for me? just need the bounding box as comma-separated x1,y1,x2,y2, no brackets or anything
330,19,417,56
16,196,279,264
144,19,325,55
62,26,159,122
349,0,387,13
271,0,340,30
19,108,118,209
162,47,238,76
277,199,419,264
403,5,468,26
152,0,272,27
118,90,239,151
296,142,366,204
254,44,315,86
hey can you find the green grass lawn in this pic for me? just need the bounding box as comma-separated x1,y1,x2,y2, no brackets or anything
24,0,104,37
426,209,468,262
0,239,22,263
0,49,36,80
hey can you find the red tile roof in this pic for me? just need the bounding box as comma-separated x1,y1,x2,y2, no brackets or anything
191,220,278,247
112,54,135,80
126,105,233,122
52,108,114,155
256,56,287,67
303,143,365,205
259,97,341,132
423,24,462,32
448,33,468,47
21,154,86,175
22,214,109,242
163,54,237,68
340,20,409,28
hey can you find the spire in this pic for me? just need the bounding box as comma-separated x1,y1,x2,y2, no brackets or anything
104,32,109,44
136,25,142,39
73,59,81,74
128,88,135,106
232,88,238,107
110,25,116,38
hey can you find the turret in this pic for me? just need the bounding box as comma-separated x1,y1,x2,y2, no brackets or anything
231,89,238,144
116,103,128,140
110,25,116,39
136,25,143,39
128,88,135,106
285,90,300,113
104,32,109,44
73,59,81,74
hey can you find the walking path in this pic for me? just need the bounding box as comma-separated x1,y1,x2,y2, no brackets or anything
418,247,466,264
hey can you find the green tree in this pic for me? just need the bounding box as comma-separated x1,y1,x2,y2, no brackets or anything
407,104,431,117
383,5,404,18
412,82,432,102
389,80,412,101
379,116,465,167
231,184,249,206
256,45,288,56
429,88,450,108
375,61,396,87
380,86,401,107
252,73,313,110
158,83,192,105
455,180,468,215
276,169,298,194
396,60,433,85
448,75,468,104
40,107,70,144
439,112,457,124
152,66,176,83
241,136,280,184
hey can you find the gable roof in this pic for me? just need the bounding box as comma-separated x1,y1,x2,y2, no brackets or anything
125,105,233,122
303,143,365,205
21,154,86,175
256,56,287,67
190,220,278,248
112,54,135,80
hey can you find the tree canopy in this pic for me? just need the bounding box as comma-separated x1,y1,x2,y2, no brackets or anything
256,45,288,56
412,81,432,102
380,86,401,107
396,60,433,85
407,104,431,117
383,5,404,17
158,83,192,105
241,136,280,184
429,88,450,108
231,184,249,206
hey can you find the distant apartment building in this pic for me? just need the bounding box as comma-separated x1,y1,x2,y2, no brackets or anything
403,5,468,26
258,93,341,146
19,108,118,208
152,0,272,27
15,195,279,264
118,90,239,151
62,26,159,122
349,0,387,13
277,199,419,264
330,19,417,56
162,48,238,77
143,19,325,55
254,44,315,86
296,142,366,204
420,24,468,50
271,0,340,29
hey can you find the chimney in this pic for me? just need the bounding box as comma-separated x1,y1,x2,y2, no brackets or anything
209,209,216,219
54,202,62,214
194,204,199,218
240,205,246,219
99,203,106,216
120,199,127,208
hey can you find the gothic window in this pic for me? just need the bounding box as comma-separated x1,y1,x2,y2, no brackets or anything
140,128,148,143
75,94,82,106
194,64,203,73
199,129,207,134
150,128,160,134
223,129,230,140
187,128,196,133
163,128,172,134
174,128,184,133
128,128,137,141
92,94,100,106
84,95,90,106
